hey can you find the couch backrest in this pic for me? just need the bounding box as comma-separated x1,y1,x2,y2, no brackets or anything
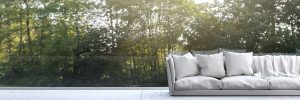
252,55,300,77
167,54,300,80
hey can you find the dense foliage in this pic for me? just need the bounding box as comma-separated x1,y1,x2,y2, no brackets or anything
0,0,300,86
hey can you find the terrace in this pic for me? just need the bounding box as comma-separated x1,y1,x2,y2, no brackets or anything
1,87,300,100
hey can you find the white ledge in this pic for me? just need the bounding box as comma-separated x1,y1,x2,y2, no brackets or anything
0,87,168,90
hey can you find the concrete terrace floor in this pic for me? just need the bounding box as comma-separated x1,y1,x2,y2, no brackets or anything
1,87,300,100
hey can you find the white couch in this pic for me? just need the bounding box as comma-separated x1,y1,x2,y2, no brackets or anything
166,52,300,95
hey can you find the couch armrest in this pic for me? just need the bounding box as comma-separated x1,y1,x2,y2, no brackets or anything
166,55,176,95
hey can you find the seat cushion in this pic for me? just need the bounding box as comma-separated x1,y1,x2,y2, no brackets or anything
175,76,222,90
221,76,269,90
269,77,300,90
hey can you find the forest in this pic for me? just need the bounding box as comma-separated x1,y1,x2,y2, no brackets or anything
0,0,300,86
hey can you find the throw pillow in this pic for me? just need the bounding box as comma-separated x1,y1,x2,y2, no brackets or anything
171,53,199,79
195,52,226,78
224,51,254,76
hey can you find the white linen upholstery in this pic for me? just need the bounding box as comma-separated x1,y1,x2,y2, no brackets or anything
224,52,254,76
175,75,222,90
273,56,300,77
167,55,176,87
195,52,226,78
221,76,269,90
269,77,300,90
183,53,198,65
253,55,300,79
171,53,200,80
166,53,300,95
252,55,275,78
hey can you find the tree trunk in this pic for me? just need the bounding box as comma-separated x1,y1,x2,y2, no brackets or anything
270,0,276,37
23,0,32,56
19,7,23,56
